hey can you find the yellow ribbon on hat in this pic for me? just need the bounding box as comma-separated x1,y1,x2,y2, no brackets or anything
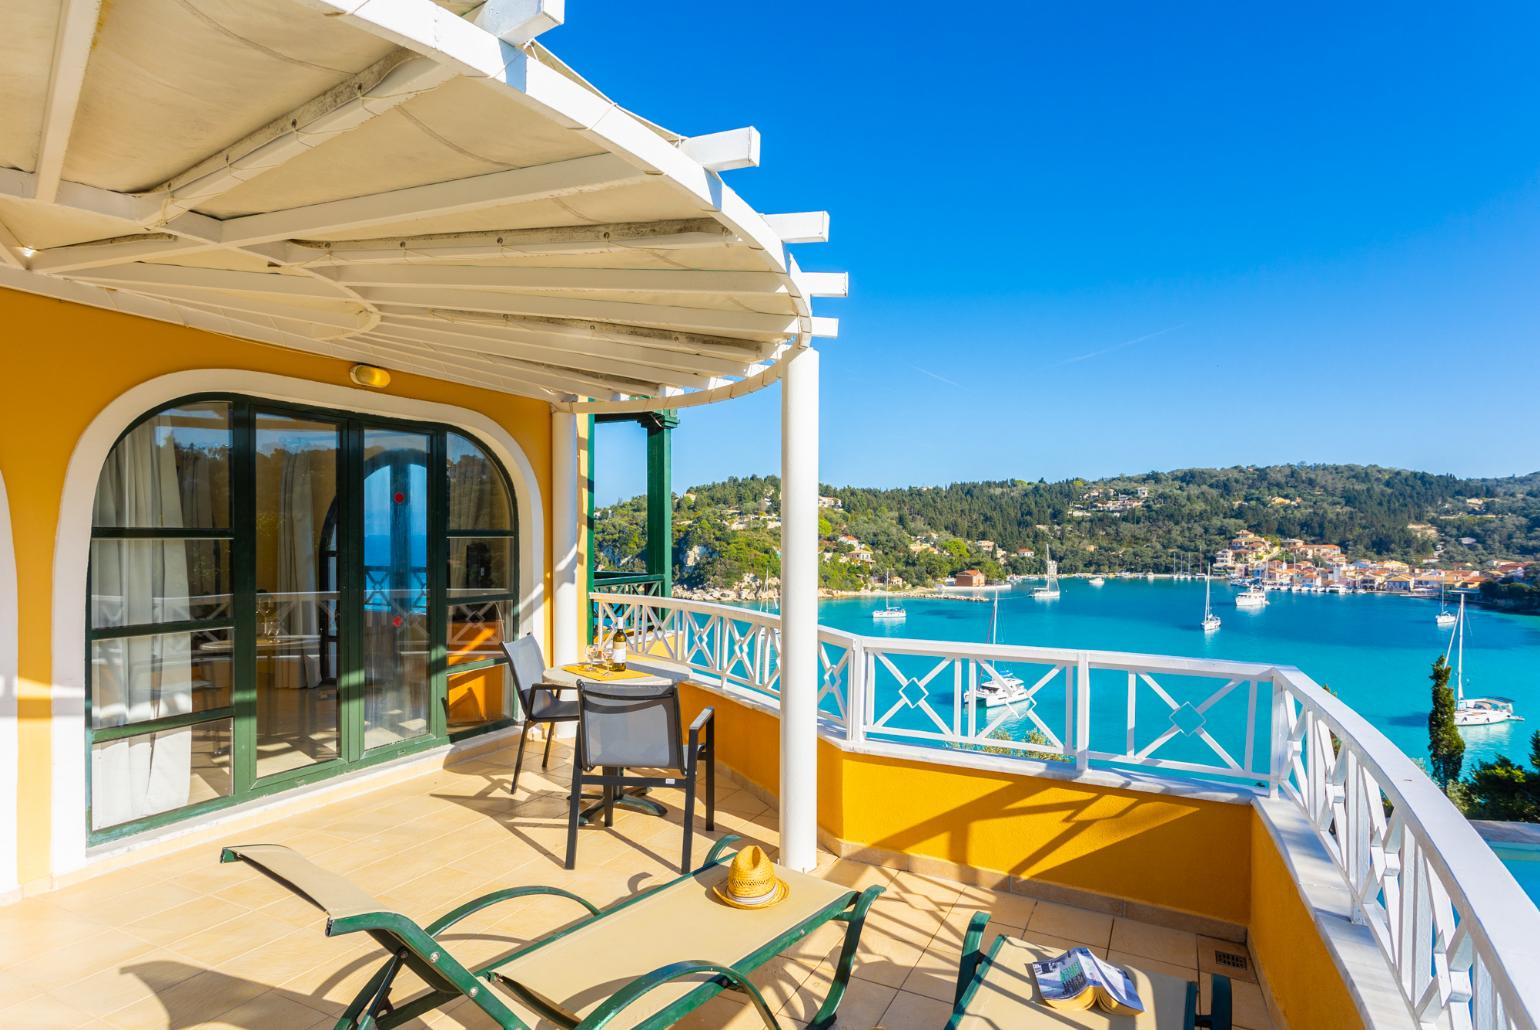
713,846,790,909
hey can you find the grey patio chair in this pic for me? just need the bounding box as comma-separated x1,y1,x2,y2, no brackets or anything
503,635,580,796
567,680,714,873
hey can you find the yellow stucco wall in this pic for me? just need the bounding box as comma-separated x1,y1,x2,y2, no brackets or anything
0,287,557,886
1248,813,1365,1030
677,683,1251,926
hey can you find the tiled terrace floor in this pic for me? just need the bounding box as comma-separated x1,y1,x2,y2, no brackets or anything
0,739,1275,1028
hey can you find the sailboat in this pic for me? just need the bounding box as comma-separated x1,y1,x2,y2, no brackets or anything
872,573,907,622
967,591,1027,707
1201,569,1221,632
1234,579,1268,609
1447,595,1519,727
1032,547,1061,600
1435,584,1457,629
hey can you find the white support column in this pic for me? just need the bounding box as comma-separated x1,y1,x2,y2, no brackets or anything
779,346,819,872
551,410,580,665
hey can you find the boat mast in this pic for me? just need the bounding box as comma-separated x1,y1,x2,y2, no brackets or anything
1456,594,1465,703
989,590,999,645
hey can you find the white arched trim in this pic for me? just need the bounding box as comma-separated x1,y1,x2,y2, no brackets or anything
0,470,18,896
51,369,547,876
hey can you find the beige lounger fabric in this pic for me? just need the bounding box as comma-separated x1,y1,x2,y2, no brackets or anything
223,844,386,921
956,937,1191,1029
497,862,849,1025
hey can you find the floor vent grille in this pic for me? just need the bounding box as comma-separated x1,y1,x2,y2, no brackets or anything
1214,950,1249,972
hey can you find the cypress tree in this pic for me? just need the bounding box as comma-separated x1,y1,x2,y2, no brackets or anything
1427,656,1465,792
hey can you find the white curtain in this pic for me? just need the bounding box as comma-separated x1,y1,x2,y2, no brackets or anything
90,416,195,829
275,444,322,685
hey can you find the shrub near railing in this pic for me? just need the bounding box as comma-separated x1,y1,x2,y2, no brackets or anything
591,591,1540,1030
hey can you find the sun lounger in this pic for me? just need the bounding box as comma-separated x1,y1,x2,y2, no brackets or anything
220,835,881,1029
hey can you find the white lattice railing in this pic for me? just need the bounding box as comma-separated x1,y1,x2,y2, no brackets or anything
591,592,1540,1029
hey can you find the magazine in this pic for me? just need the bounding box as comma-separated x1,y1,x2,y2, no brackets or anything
1029,947,1144,1015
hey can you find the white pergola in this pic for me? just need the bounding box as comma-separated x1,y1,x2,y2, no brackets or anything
0,0,835,870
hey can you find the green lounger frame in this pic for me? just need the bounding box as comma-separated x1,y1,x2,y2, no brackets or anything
946,912,1233,1029
220,835,882,1029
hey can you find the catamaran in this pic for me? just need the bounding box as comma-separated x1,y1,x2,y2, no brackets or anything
1234,583,1268,609
1435,584,1457,629
1032,548,1061,600
1201,570,1221,632
1446,595,1520,727
967,591,1027,707
872,574,907,622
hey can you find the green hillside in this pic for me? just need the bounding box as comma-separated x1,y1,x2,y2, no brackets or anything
592,465,1540,593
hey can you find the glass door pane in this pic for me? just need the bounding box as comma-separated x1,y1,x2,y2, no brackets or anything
361,428,431,750
253,414,341,779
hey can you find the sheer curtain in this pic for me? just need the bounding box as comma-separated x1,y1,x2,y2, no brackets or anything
90,417,194,828
276,444,321,684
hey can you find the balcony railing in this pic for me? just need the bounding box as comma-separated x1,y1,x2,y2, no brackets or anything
590,591,1540,1030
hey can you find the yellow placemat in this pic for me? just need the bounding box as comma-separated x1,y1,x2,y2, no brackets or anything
562,663,655,682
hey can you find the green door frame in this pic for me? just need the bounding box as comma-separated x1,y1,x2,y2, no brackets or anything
84,393,520,845
587,411,676,641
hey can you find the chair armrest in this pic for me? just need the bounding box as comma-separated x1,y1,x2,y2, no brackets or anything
536,679,580,693
569,959,780,1029
954,911,991,1006
688,706,714,766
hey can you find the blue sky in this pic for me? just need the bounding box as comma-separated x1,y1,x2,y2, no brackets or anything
558,3,1540,503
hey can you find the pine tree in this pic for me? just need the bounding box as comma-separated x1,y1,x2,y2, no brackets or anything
1427,656,1465,792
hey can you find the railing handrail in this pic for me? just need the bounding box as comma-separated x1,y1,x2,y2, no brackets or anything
590,591,1540,1028
1271,666,1540,1024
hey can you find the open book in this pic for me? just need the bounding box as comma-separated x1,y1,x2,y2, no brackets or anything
1029,947,1144,1015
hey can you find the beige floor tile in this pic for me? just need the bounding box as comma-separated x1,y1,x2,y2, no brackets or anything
951,883,1037,928
125,896,250,947
875,988,955,1030
784,968,898,1028
103,967,271,1028
1106,948,1200,984
0,990,108,1028
1110,917,1199,969
13,927,160,992
1027,900,1114,948
900,905,1024,1003
43,948,205,1020
183,989,336,1029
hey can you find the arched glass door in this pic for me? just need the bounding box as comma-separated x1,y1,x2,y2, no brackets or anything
87,395,518,842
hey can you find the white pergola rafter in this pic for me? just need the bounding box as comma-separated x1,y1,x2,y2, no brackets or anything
356,286,805,340
320,264,792,297
215,153,644,248
359,330,652,397
396,309,779,361
154,53,458,219
380,310,762,376
281,219,738,265
368,318,723,389
34,0,103,205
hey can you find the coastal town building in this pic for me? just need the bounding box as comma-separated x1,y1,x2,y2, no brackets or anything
954,568,987,586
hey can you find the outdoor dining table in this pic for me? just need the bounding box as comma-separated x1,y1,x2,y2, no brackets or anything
544,661,680,823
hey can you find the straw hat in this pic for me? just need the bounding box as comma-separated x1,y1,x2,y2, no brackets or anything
713,846,789,909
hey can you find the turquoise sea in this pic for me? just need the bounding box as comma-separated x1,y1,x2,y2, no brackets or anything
812,579,1540,904
817,578,1539,769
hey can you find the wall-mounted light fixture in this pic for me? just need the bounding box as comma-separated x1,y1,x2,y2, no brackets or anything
349,364,392,389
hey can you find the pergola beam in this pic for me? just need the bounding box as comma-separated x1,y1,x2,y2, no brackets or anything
156,53,457,219
361,331,646,397
34,0,102,204
474,0,564,45
27,235,203,275
370,319,719,389
764,212,830,244
679,128,761,172
119,285,372,334
356,286,799,339
381,310,759,376
378,308,775,361
76,263,349,300
217,153,643,247
283,219,737,265
322,264,788,297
